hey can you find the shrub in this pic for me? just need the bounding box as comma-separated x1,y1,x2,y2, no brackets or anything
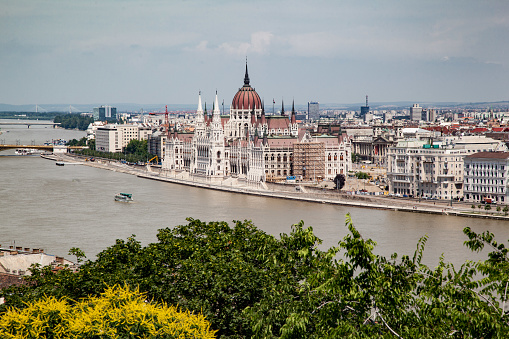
0,285,216,339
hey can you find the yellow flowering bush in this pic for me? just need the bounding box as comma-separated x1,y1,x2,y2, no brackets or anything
0,285,216,338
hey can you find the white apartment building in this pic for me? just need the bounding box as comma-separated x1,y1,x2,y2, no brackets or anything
95,123,153,153
387,136,507,200
95,124,120,152
463,152,509,204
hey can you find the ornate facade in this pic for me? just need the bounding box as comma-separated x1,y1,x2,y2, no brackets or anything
162,64,351,183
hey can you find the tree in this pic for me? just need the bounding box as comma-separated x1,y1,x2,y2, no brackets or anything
485,204,492,212
355,171,370,180
333,174,345,190
2,217,509,338
503,205,509,216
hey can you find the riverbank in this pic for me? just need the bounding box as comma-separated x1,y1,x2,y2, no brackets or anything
42,153,509,221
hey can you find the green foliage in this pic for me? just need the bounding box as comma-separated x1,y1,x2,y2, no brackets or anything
75,138,154,163
2,217,509,338
355,171,370,180
68,247,86,264
53,113,93,130
0,112,59,120
0,285,216,338
485,204,492,211
74,140,154,163
66,137,88,147
333,174,345,190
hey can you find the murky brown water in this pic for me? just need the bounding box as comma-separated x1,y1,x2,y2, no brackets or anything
1,120,508,267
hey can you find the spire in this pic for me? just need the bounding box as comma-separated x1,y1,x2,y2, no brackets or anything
196,91,204,125
244,59,250,86
212,91,221,123
213,91,221,118
281,99,285,116
291,99,296,124
197,91,203,114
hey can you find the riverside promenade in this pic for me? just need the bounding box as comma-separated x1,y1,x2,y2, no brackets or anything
43,154,509,221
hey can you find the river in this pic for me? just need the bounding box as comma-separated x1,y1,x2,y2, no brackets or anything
1,119,509,268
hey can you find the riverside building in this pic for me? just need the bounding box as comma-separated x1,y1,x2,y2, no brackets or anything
162,64,352,184
463,152,509,204
387,136,507,200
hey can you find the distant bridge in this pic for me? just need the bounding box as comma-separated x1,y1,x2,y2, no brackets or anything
0,121,61,128
0,144,87,152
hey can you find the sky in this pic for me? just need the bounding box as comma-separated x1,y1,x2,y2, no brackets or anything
1,0,509,107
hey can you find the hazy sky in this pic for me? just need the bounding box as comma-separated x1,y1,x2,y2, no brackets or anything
1,0,508,107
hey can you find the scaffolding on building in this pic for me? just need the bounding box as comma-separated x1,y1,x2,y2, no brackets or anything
293,142,325,182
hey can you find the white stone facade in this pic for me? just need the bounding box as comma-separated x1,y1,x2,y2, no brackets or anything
463,152,509,204
387,136,507,200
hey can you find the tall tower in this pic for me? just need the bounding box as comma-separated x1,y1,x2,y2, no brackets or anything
195,91,205,137
360,95,369,118
210,91,225,176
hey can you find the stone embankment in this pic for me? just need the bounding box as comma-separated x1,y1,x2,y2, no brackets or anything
42,154,509,221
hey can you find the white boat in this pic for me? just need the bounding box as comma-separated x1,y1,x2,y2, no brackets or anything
114,193,133,202
15,148,42,155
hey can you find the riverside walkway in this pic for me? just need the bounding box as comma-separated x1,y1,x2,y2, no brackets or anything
43,154,509,221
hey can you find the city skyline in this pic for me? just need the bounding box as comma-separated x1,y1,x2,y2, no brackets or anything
1,0,508,106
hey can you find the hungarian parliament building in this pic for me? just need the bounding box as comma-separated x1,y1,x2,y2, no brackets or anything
162,64,352,184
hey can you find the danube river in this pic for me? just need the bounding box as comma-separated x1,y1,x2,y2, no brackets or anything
1,120,509,267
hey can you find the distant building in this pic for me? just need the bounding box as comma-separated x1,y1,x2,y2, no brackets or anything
308,101,319,119
95,123,152,153
93,105,117,121
410,104,422,122
360,95,369,118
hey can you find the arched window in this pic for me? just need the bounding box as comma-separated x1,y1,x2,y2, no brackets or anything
328,154,331,161
217,151,221,158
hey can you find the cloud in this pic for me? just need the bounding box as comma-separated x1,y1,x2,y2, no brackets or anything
188,31,273,56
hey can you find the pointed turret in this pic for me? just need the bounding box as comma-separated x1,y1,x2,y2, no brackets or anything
196,91,204,123
281,99,285,116
291,99,296,124
261,100,266,125
213,90,221,123
244,60,250,86
197,91,203,114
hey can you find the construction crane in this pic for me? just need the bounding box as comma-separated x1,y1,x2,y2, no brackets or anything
148,155,158,164
148,105,170,137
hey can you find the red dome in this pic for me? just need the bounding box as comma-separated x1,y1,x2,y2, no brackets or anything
231,64,262,110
